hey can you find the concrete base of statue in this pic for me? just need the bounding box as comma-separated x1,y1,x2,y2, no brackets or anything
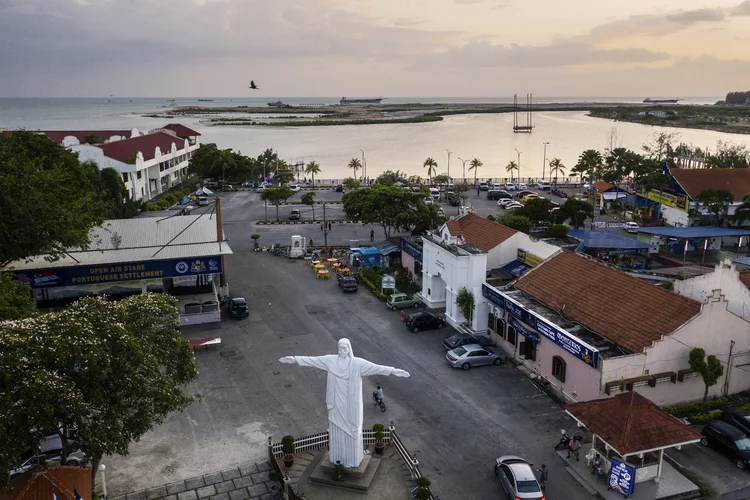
309,451,382,491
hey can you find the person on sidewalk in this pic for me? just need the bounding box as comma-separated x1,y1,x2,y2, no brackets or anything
370,229,375,242
536,464,548,491
567,436,582,461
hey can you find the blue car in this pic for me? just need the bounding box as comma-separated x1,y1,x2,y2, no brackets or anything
230,297,249,318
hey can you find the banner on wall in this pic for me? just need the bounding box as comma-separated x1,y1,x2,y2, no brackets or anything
14,256,223,289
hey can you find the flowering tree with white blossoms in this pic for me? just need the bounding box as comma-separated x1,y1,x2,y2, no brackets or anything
0,293,199,487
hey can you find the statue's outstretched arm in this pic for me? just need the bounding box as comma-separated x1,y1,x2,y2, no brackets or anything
279,355,331,371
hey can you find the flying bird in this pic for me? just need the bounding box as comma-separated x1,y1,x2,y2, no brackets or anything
249,80,259,90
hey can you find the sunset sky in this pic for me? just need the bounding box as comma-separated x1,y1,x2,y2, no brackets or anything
1,0,749,97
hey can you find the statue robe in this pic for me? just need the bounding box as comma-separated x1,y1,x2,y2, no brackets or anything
291,354,394,467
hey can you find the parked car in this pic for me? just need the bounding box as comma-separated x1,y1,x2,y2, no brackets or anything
338,277,358,293
230,297,249,318
494,456,544,499
505,202,524,210
492,183,503,190
446,344,504,369
517,190,535,199
721,410,750,436
289,184,301,192
387,293,421,310
479,182,489,191
517,183,528,190
504,183,517,191
625,222,640,233
405,311,445,333
221,184,236,192
537,180,552,191
195,195,209,206
288,208,301,220
498,198,518,208
701,420,750,470
442,332,494,350
256,185,267,192
242,181,253,187
523,194,541,203
10,435,86,479
429,188,441,200
335,184,344,192
488,190,512,201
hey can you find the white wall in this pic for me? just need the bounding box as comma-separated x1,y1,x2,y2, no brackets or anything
660,205,690,227
675,261,750,321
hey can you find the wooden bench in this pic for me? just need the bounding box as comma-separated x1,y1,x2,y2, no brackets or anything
189,337,222,351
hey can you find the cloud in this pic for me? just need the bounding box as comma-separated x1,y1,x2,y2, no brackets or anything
731,0,750,15
665,8,725,24
588,7,730,41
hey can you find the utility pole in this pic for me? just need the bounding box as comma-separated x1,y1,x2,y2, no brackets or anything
323,202,328,249
458,156,468,185
360,149,366,184
722,340,735,396
542,142,550,181
264,199,268,222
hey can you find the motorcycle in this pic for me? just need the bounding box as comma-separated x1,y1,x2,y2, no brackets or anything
553,432,571,451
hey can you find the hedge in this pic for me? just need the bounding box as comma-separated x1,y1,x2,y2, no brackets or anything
688,410,722,425
666,397,728,418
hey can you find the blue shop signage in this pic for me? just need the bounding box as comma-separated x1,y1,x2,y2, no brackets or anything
400,238,423,262
608,458,636,497
14,256,223,289
482,283,504,308
510,316,540,343
536,318,599,368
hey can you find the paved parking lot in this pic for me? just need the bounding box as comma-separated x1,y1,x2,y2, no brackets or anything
666,439,750,498
104,199,590,499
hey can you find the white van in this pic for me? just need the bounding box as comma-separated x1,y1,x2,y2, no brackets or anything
537,180,552,191
429,188,440,200
625,222,640,233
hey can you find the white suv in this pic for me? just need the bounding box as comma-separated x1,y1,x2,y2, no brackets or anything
625,222,640,233
504,183,517,191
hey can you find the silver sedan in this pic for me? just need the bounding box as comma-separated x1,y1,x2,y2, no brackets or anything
445,344,505,370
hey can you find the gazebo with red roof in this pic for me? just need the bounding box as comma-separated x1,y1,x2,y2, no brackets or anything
564,392,702,484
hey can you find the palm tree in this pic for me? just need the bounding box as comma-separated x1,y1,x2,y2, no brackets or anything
305,160,321,189
573,149,603,184
423,158,438,185
733,195,750,227
505,160,518,184
469,158,483,188
348,158,362,180
549,158,566,185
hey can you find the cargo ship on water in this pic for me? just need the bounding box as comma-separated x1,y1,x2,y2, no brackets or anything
643,98,681,104
340,97,385,105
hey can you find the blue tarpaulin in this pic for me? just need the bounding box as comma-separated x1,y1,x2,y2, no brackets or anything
500,259,531,277
179,196,191,205
352,247,382,269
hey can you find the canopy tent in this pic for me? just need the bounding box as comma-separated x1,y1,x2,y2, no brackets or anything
569,230,651,250
196,187,215,197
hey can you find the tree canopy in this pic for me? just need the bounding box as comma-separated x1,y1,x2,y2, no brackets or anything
0,273,35,321
688,347,724,402
342,185,431,237
516,197,553,225
0,293,198,487
558,198,593,229
500,214,531,233
260,186,294,221
188,143,255,182
0,131,108,267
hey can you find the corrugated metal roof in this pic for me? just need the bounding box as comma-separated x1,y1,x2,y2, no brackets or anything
569,230,651,250
6,215,232,270
373,240,400,255
636,227,750,238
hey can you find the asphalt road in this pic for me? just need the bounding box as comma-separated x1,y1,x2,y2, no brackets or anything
103,192,592,499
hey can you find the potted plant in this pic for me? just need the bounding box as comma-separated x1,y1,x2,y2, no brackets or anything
251,233,261,250
372,423,385,455
268,470,283,491
281,435,295,467
332,460,346,482
414,476,432,500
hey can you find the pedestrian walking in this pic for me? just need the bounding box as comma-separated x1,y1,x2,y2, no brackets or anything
477,187,480,196
320,223,323,231
309,238,314,247
536,464,548,491
567,436,582,461
328,222,332,231
370,229,375,242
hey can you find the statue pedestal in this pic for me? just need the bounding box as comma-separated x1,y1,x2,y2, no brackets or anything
310,452,382,490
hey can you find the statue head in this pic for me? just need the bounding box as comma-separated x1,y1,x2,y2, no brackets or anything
338,338,353,359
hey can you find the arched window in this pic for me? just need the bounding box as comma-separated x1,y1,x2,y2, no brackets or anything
507,325,516,347
487,312,496,334
552,356,567,382
497,318,507,339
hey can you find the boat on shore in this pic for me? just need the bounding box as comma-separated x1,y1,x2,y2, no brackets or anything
340,97,385,105
643,98,681,104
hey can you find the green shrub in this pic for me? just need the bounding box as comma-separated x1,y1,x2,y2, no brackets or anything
486,214,496,222
689,410,722,425
281,435,295,455
547,224,569,239
165,194,178,205
666,397,728,418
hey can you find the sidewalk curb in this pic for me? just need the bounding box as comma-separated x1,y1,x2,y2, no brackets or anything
257,220,360,225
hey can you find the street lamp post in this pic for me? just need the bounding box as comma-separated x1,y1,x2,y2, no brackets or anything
514,148,522,185
99,464,108,500
542,142,550,181
446,149,452,184
359,149,366,184
457,157,468,185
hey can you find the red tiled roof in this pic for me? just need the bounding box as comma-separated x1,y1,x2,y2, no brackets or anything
564,392,702,455
671,168,750,201
0,466,92,500
740,270,750,291
97,132,187,163
513,251,701,353
592,181,615,193
163,123,201,138
444,213,517,251
1,130,132,144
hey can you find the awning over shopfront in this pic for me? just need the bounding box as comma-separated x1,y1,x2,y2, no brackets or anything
635,227,750,238
500,259,531,277
602,192,628,200
373,240,400,256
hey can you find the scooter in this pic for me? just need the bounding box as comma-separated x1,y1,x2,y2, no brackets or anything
554,431,571,451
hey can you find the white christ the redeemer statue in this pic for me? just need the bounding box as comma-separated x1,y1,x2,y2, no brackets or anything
280,338,410,468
